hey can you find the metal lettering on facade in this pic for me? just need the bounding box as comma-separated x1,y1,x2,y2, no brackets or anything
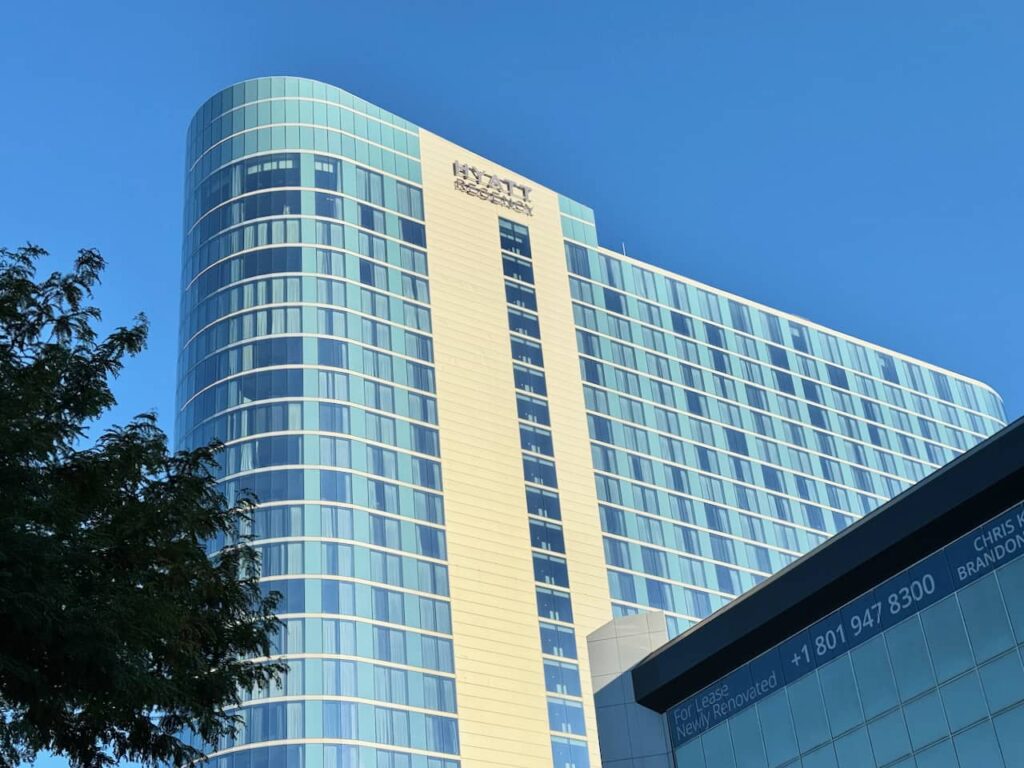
452,161,533,216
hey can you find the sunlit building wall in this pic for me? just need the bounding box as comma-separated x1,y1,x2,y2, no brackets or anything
176,77,1005,768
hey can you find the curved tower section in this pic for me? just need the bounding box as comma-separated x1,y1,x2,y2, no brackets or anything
176,74,1007,768
177,77,459,768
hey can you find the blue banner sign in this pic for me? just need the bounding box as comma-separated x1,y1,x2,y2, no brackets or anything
667,499,1024,747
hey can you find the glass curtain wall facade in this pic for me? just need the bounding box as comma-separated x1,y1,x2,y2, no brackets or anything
178,77,1005,768
558,211,1005,637
177,78,459,768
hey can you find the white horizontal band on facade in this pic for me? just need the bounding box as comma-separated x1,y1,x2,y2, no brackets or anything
245,651,455,678
189,183,427,236
196,92,421,142
267,611,453,639
186,240,430,294
182,394,439,445
245,534,448,566
179,363,436,413
203,737,455,762
182,297,433,356
190,122,422,176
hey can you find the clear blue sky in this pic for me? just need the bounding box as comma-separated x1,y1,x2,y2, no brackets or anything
3,0,1020,445
2,2,1020,765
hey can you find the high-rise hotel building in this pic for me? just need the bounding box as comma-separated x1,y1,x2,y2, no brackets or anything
176,77,1006,768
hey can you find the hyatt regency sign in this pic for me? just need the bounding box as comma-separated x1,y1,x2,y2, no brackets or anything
452,162,533,216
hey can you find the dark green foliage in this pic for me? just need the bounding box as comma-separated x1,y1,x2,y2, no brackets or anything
0,245,283,767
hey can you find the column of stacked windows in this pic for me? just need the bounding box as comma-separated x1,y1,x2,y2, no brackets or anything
498,219,592,768
177,78,462,768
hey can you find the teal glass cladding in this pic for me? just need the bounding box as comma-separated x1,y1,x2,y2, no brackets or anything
559,213,1007,640
668,499,1024,768
176,78,460,768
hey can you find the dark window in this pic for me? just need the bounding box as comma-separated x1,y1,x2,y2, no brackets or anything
508,308,541,339
523,456,558,487
527,487,561,520
705,324,726,348
711,350,731,374
499,218,532,257
399,217,426,247
878,353,900,384
588,415,613,443
520,425,554,456
671,312,693,337
517,394,550,425
510,337,544,366
768,344,790,370
540,621,576,657
802,379,822,403
725,429,748,455
514,365,547,395
313,157,340,192
543,659,581,695
505,281,537,310
762,467,785,492
827,364,850,390
565,243,590,276
533,553,569,587
790,323,810,353
774,370,796,395
686,391,708,417
809,406,831,430
536,587,573,622
358,203,385,233
502,255,534,283
604,288,625,314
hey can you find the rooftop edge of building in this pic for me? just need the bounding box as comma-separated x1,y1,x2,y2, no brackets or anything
630,413,1024,712
184,75,1004,404
580,240,1003,401
185,75,421,147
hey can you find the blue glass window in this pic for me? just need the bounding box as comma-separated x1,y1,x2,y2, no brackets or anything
503,254,534,283
531,519,566,553
537,587,574,622
527,488,562,520
506,280,538,310
534,553,570,587
518,394,551,425
540,622,577,658
547,698,586,735
499,217,532,257
544,659,582,696
523,456,558,487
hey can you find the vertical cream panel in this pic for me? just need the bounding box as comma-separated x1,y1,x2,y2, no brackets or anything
525,174,614,768
419,130,611,768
